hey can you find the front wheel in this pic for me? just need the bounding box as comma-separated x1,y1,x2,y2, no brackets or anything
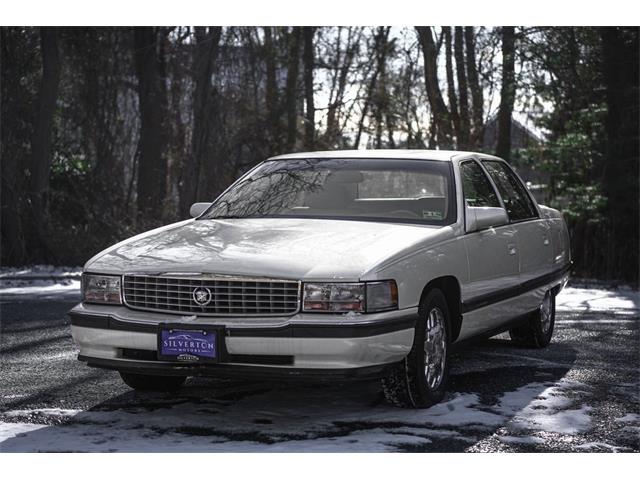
119,372,187,392
509,290,556,348
381,289,450,408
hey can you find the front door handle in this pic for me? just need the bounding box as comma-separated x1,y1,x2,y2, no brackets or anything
508,243,517,255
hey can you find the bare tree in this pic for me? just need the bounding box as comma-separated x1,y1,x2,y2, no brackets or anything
465,27,485,148
496,26,516,159
454,27,470,149
263,27,281,152
179,26,222,214
284,27,302,151
354,27,390,149
599,27,640,279
133,27,169,221
416,26,453,147
324,27,362,147
443,27,460,146
27,27,61,259
303,27,316,149
0,28,28,261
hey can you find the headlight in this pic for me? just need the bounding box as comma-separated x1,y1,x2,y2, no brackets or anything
302,280,398,313
82,274,122,304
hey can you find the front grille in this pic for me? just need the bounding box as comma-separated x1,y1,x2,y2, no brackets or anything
122,275,300,316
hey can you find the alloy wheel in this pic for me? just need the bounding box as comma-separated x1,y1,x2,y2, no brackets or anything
540,292,552,334
424,307,447,389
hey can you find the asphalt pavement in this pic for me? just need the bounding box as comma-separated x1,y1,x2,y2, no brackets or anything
1,290,638,452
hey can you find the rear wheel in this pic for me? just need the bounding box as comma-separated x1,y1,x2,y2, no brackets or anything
381,289,450,408
119,372,187,392
509,290,555,348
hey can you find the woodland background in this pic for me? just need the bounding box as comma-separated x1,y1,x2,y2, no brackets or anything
1,26,638,281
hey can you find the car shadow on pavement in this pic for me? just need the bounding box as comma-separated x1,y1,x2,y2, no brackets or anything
451,337,578,402
0,337,580,452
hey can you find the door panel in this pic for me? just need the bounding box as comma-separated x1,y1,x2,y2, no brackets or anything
461,225,520,338
458,159,521,338
515,219,554,311
481,159,551,314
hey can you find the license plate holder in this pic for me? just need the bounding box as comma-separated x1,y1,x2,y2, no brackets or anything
157,324,224,363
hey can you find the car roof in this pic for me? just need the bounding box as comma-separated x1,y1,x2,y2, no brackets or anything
268,149,503,162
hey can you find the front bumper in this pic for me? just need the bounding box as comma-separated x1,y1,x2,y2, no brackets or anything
69,303,417,378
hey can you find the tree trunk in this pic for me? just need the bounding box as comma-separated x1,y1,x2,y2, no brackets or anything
386,110,396,148
284,27,302,151
443,27,460,146
496,26,516,160
373,28,390,149
464,27,484,149
1,28,30,263
355,27,389,149
27,27,61,260
416,26,452,147
325,28,360,146
263,27,281,152
179,26,222,215
454,27,470,149
133,27,168,222
600,27,639,281
302,27,316,150
79,28,122,199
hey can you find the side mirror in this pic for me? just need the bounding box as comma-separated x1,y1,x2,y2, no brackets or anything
465,206,508,232
190,202,210,218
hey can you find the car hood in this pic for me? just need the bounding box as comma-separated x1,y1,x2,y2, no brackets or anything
85,218,454,280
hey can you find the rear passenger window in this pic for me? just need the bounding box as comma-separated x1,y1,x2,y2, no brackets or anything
460,161,500,207
482,161,538,221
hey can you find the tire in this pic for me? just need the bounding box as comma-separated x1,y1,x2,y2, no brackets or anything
119,372,187,392
381,288,451,408
509,290,555,348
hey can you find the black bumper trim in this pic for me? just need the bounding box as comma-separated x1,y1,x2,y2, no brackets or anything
68,311,418,338
78,355,396,381
461,263,571,313
120,347,295,366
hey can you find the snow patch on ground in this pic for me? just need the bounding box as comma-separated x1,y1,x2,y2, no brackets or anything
556,286,639,313
496,435,545,445
0,280,81,297
615,413,640,423
0,265,82,279
0,265,81,298
496,380,593,435
513,404,593,435
574,441,632,453
0,423,47,443
0,376,598,452
4,408,82,419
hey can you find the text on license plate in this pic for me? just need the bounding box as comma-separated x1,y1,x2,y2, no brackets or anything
159,328,217,359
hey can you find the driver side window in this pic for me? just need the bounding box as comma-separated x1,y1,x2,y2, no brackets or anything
460,161,501,208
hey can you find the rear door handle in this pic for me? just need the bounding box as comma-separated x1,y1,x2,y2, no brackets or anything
508,243,517,255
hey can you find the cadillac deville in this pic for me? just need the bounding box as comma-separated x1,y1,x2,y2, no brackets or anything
70,150,571,408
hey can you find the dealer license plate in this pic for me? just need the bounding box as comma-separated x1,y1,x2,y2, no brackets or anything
157,326,218,363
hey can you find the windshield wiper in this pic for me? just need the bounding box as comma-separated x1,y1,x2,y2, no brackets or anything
207,215,244,219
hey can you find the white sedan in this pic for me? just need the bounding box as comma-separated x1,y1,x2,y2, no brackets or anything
70,150,571,408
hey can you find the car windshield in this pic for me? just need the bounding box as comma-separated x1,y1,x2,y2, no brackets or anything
203,158,455,225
